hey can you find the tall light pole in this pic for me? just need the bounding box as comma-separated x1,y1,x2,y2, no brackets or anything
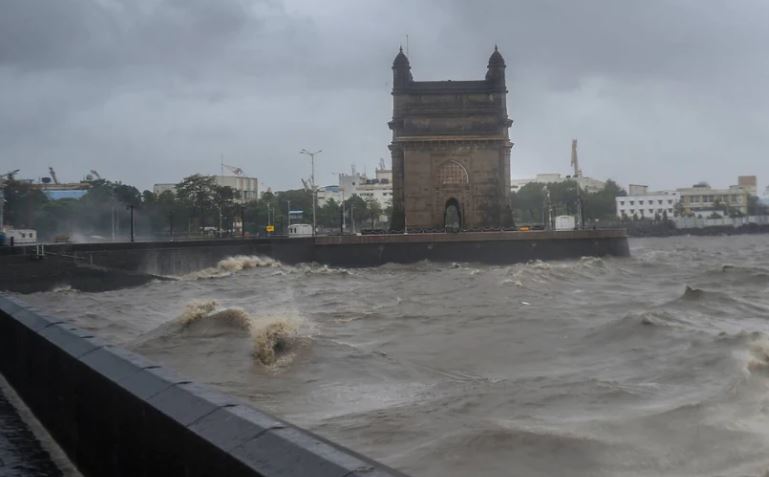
300,149,321,236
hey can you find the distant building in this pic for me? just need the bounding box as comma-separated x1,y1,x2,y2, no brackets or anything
737,175,758,196
511,173,606,194
355,168,393,207
317,166,393,208
31,182,91,201
215,175,258,203
677,183,748,217
616,190,679,219
153,175,258,204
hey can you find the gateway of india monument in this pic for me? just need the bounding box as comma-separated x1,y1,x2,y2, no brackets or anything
388,46,514,231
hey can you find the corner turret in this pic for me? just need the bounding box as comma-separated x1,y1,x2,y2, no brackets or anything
485,45,506,89
392,47,413,92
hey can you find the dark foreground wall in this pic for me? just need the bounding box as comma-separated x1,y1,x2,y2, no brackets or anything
0,294,406,477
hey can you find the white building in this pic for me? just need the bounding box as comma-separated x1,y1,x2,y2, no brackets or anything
511,173,606,194
317,167,392,209
616,191,680,219
355,168,393,207
153,175,258,204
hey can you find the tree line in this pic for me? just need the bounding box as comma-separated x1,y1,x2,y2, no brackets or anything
1,174,391,241
511,179,626,225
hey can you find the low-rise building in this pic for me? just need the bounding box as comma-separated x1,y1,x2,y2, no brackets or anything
616,190,680,219
677,184,749,217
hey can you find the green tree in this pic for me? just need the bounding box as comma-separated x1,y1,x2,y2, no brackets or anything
2,179,48,228
748,195,769,215
364,197,383,228
176,175,216,230
318,199,341,229
343,195,368,232
511,182,546,223
583,179,626,221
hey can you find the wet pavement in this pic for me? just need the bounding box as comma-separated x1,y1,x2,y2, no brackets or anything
0,383,61,477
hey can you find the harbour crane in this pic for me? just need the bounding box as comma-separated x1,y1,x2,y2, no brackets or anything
2,169,19,180
220,160,244,176
570,139,582,178
90,170,102,180
49,167,60,184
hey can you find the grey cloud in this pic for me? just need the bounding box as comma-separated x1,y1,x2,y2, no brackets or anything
1,0,768,192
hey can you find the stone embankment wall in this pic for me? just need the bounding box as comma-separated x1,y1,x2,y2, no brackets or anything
0,230,629,292
0,294,406,477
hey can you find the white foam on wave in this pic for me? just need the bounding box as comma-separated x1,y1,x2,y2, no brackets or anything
184,255,281,279
746,336,769,376
174,299,306,366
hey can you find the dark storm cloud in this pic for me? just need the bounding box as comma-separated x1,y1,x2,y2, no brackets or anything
1,0,768,192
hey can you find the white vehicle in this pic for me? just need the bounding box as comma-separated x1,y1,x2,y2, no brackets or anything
4,229,37,245
554,215,576,231
288,223,313,238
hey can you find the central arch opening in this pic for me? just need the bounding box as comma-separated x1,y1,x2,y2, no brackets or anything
444,198,462,232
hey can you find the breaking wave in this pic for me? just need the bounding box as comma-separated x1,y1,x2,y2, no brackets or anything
184,255,281,279
746,336,769,375
144,300,304,366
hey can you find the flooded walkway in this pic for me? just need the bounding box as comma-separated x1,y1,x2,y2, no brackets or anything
0,381,62,477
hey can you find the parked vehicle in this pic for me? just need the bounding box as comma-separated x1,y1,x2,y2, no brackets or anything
288,224,313,238
555,215,576,231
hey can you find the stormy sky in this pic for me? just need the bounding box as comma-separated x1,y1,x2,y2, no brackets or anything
2,0,769,193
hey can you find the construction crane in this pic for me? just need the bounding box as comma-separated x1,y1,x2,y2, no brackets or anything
220,160,244,176
49,167,60,184
90,169,102,180
570,139,582,178
2,169,19,181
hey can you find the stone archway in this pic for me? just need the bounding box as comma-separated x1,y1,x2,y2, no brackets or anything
444,198,462,232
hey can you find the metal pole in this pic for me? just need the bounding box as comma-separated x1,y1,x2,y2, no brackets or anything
128,205,135,242
241,206,245,238
301,149,322,236
0,187,4,231
312,155,316,235
287,199,291,235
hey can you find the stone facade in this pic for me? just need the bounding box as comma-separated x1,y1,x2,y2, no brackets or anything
389,47,513,230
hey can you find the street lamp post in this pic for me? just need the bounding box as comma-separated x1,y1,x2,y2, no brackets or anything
126,204,135,242
300,149,322,236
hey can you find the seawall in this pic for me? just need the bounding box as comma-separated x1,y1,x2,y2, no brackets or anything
0,294,407,477
0,230,628,292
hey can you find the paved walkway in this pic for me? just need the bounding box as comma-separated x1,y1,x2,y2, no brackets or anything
0,384,62,477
